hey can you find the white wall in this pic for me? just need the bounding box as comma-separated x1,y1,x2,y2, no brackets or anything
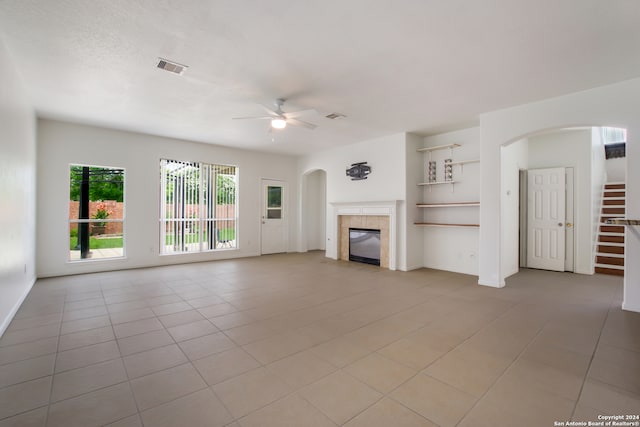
420,128,480,275
500,138,528,278
606,157,626,183
37,119,299,277
298,133,409,269
478,77,640,313
527,129,593,274
303,170,326,250
591,128,607,264
0,41,36,335
405,133,425,270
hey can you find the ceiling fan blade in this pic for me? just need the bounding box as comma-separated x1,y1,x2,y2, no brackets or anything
287,118,317,130
232,115,274,120
259,104,281,117
283,109,316,119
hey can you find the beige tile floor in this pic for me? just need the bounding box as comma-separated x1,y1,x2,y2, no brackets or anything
0,252,638,427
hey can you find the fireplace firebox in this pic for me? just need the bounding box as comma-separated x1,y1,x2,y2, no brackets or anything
349,228,381,266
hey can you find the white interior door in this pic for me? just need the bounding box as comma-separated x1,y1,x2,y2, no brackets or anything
527,168,566,271
261,179,288,255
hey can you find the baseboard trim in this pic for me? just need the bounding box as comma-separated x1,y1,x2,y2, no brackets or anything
0,277,36,337
478,279,506,288
622,300,640,313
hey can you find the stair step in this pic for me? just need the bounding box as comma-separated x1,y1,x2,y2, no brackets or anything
597,251,624,258
599,231,625,236
596,182,626,276
602,207,625,216
598,246,624,254
600,225,625,233
597,240,625,246
595,266,624,276
595,262,624,269
605,183,625,189
604,191,625,197
596,256,624,266
596,252,624,258
599,235,625,243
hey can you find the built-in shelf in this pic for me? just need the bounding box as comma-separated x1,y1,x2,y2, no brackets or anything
450,158,479,174
414,222,480,228
450,159,479,166
416,143,460,153
417,181,458,186
417,202,480,208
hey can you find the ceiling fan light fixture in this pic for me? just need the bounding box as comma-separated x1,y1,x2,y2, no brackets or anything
271,118,287,129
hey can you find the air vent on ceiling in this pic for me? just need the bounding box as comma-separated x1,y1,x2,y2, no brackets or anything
156,58,188,75
325,112,346,120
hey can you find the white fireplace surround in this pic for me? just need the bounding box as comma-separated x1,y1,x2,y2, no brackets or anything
329,201,399,270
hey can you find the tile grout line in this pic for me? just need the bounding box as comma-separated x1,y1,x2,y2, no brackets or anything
568,299,613,421
105,281,146,425
336,363,433,426
43,288,69,427
451,313,551,426
1,254,629,426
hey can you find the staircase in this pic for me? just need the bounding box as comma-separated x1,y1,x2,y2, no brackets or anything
595,182,625,276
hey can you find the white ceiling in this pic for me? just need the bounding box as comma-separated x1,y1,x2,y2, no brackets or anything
1,0,640,155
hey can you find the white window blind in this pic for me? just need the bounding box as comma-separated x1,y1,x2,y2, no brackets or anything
160,159,237,254
601,127,626,145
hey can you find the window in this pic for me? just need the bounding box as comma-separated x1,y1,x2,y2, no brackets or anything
266,186,282,219
160,159,237,254
69,165,125,261
601,127,627,145
601,127,627,159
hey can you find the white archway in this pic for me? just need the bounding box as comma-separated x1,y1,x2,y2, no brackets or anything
477,77,640,313
500,126,621,280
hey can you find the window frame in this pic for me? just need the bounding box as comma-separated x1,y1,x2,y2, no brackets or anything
159,158,238,255
67,163,126,263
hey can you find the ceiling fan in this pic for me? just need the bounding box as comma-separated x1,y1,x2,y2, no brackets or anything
233,98,317,130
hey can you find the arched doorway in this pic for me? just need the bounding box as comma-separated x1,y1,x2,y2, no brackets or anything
476,78,639,311
500,127,627,280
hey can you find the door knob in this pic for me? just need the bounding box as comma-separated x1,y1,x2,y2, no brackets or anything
566,222,573,228
558,223,563,227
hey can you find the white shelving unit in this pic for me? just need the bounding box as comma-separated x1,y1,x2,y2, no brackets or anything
450,159,480,166
417,181,459,186
416,143,480,227
417,143,460,154
414,222,479,228
417,202,480,208
450,159,480,173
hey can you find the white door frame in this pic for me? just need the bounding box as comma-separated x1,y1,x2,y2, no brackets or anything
519,169,527,268
565,168,575,272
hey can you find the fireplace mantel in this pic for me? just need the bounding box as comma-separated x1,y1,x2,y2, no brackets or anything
329,201,399,270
